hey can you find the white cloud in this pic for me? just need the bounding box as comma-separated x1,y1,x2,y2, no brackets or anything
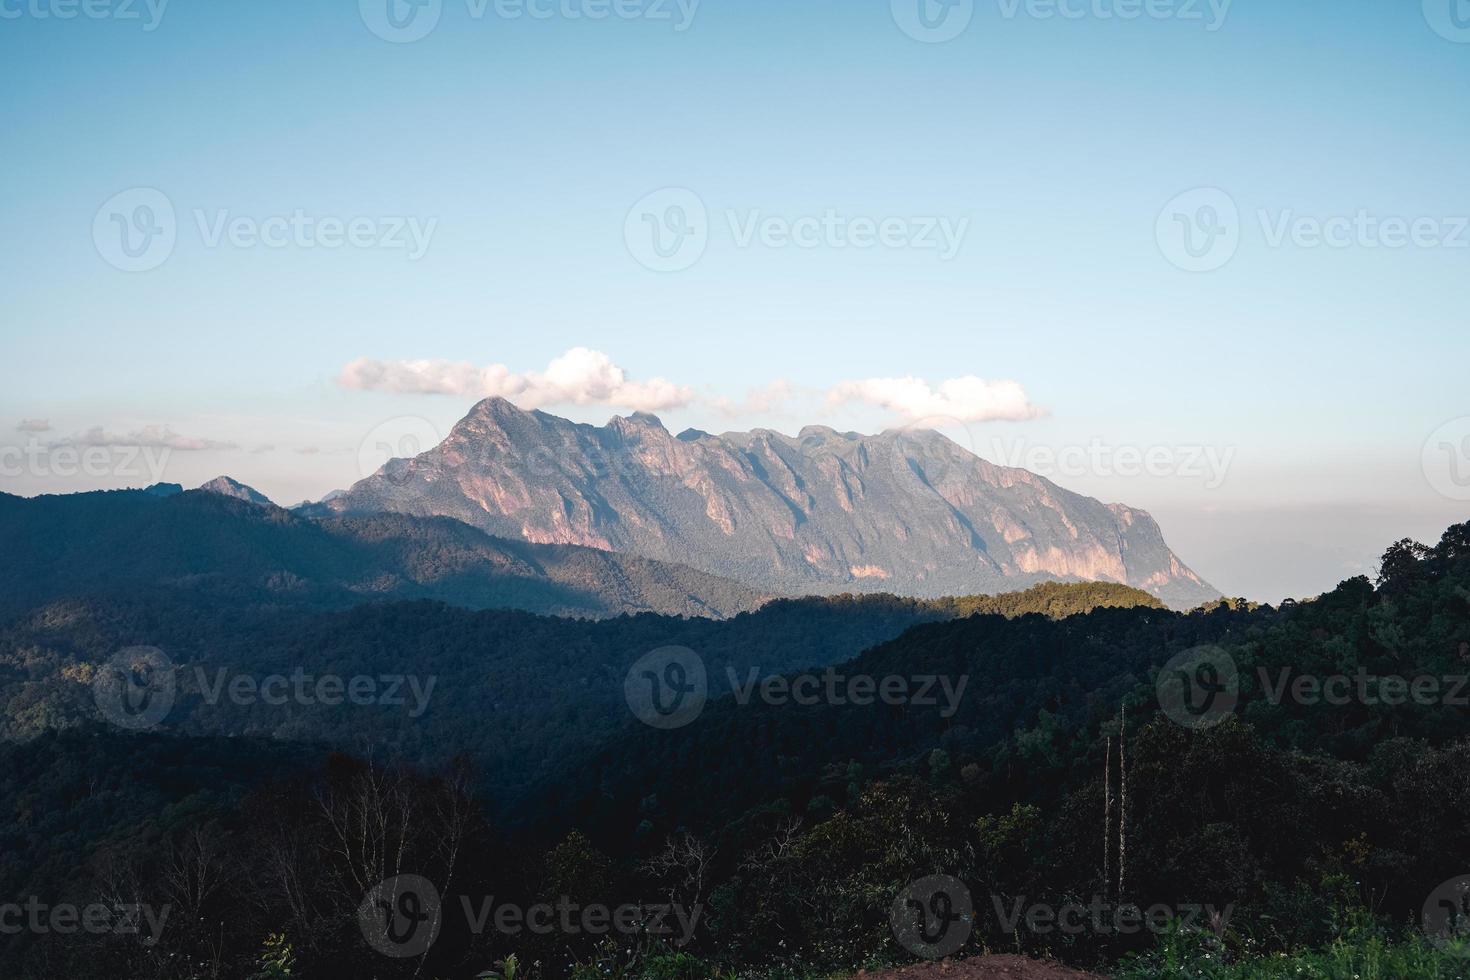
339,348,694,413
826,375,1044,423
711,380,798,418
58,426,238,452
17,418,50,433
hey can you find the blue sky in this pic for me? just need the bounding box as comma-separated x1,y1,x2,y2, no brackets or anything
2,0,1468,601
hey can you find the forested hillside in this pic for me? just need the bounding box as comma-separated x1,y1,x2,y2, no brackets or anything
0,487,771,620
0,575,1157,816
0,525,1465,978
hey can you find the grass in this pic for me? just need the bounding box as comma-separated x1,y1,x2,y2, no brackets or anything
1113,931,1470,980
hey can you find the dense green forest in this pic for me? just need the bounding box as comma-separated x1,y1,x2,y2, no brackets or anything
0,572,1158,818
1,525,1468,978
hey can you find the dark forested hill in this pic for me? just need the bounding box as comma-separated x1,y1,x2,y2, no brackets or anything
0,524,1465,979
552,526,1470,843
0,487,771,619
0,581,1159,814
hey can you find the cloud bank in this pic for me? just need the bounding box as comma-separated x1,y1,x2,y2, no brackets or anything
339,348,694,413
826,375,1043,423
339,349,1041,426
58,426,238,452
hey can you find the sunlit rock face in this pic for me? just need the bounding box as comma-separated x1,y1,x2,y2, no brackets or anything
311,398,1218,608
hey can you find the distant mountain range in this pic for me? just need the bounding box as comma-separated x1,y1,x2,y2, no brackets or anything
305,398,1218,608
0,488,769,620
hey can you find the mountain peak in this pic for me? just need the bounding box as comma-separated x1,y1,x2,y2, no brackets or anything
320,401,1218,608
198,476,273,507
467,396,532,421
610,411,667,435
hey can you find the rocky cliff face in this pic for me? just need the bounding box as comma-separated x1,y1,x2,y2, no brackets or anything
310,398,1219,608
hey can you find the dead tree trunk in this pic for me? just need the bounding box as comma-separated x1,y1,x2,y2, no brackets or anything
1103,733,1113,892
1117,707,1128,905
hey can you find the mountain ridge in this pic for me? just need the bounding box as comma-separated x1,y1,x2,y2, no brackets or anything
307,398,1219,607
0,488,771,620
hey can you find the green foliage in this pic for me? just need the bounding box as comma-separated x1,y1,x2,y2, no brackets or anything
936,579,1166,618
1,520,1468,979
246,934,296,980
1115,925,1470,979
